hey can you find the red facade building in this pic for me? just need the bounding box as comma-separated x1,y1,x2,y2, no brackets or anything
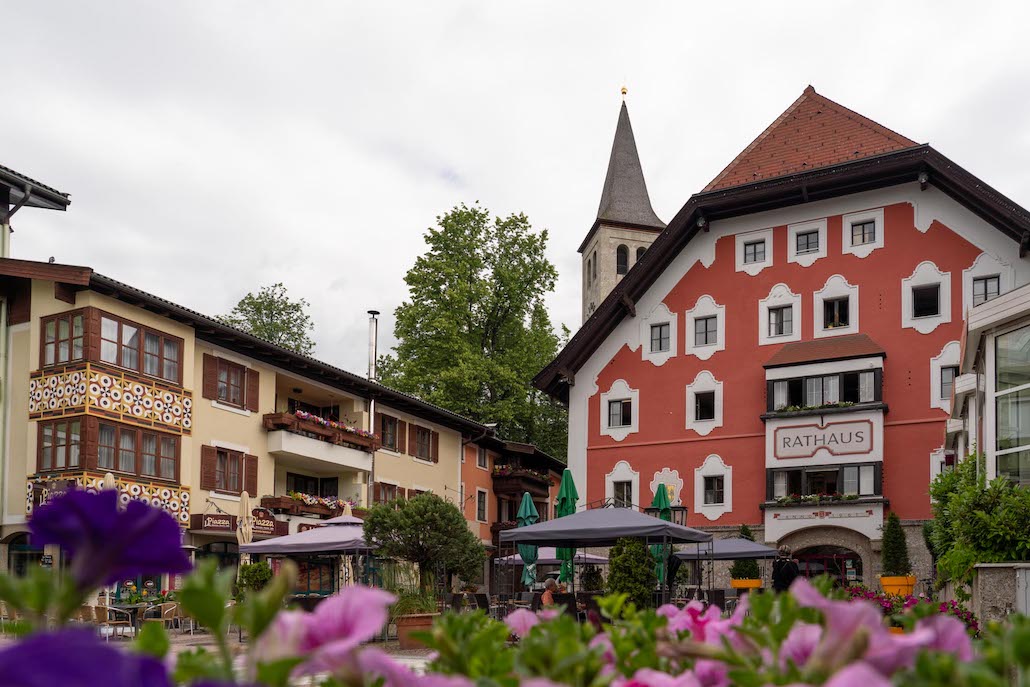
537,87,1030,583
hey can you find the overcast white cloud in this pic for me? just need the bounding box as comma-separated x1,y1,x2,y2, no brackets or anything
4,1,1030,374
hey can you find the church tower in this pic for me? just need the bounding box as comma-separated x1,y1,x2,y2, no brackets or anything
580,93,665,322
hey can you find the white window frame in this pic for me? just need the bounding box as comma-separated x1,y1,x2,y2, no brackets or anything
476,446,489,471
685,370,723,437
758,283,802,346
684,295,725,360
813,274,860,339
475,488,489,523
694,454,732,521
988,322,1030,486
735,227,774,275
640,303,677,367
605,460,639,508
787,219,827,267
901,261,952,334
962,252,1013,313
600,379,639,442
930,341,961,413
841,208,884,258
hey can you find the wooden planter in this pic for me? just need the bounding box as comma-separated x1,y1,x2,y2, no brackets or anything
730,579,763,590
395,613,439,650
879,575,917,596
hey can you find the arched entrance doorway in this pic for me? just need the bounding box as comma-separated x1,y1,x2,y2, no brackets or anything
6,533,43,577
795,545,863,586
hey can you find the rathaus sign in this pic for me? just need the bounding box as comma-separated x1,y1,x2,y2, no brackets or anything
773,420,874,460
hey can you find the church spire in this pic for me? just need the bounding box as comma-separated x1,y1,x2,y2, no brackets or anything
595,98,665,231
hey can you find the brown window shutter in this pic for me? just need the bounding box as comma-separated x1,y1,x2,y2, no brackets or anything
202,355,218,400
408,425,417,455
374,412,382,436
396,420,407,454
244,454,258,495
373,482,382,504
82,417,99,471
245,369,260,413
200,445,218,491
431,431,440,463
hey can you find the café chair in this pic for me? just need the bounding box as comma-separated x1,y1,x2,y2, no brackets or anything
143,602,178,630
93,605,135,641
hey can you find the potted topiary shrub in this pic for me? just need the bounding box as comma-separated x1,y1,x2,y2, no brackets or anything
729,524,763,590
879,511,916,595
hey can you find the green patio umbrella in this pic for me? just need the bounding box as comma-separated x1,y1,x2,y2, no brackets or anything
649,484,672,583
516,492,540,586
555,469,579,584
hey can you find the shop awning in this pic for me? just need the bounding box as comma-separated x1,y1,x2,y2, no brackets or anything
239,521,373,555
499,506,712,548
673,537,777,561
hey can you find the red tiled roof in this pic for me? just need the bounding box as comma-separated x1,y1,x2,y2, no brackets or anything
704,86,918,192
764,333,886,369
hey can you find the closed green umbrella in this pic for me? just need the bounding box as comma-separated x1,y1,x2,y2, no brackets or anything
555,469,579,584
649,485,672,583
516,492,540,586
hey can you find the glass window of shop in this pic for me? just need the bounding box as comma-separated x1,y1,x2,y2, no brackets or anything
6,534,44,576
995,324,1030,486
196,542,240,570
294,557,337,596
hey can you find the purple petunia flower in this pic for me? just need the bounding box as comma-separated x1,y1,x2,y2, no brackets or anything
0,628,171,687
29,489,191,591
505,608,540,637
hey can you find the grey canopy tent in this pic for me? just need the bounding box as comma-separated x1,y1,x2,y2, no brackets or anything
239,516,374,554
499,506,711,548
674,537,777,561
495,547,609,566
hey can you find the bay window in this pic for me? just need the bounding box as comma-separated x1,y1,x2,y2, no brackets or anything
770,370,877,411
97,421,179,481
768,463,879,500
98,312,182,383
41,312,84,366
38,419,81,472
995,324,1030,485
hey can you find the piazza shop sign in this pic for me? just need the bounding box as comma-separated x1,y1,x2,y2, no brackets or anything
773,419,873,460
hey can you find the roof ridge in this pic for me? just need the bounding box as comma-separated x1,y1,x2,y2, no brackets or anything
703,86,919,192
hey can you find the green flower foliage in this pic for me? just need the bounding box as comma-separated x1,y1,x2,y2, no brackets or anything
606,537,657,609
930,454,1030,595
881,511,912,576
729,524,761,580
377,202,569,459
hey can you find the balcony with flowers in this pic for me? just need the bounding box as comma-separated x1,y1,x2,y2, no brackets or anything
260,491,361,518
263,410,378,474
491,464,552,498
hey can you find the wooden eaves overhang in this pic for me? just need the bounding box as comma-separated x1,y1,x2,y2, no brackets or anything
534,144,1030,404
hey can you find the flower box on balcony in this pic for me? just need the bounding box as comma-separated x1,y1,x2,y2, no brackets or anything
262,412,380,452
260,493,354,518
491,468,551,498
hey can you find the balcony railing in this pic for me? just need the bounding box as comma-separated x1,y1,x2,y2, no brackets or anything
262,412,380,452
260,493,363,519
27,471,191,526
491,466,552,498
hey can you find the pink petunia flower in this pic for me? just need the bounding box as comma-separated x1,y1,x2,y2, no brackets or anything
300,586,396,674
253,610,309,664
614,668,702,687
779,622,822,669
505,608,540,637
537,608,561,622
693,659,729,687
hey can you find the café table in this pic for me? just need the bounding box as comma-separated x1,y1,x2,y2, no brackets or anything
112,602,151,637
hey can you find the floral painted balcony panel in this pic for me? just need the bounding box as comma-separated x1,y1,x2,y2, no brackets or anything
29,363,192,435
26,471,191,525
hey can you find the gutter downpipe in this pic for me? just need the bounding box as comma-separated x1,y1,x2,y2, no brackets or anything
366,311,379,509
0,190,21,527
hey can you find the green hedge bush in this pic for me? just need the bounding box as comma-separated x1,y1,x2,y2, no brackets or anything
606,537,656,608
728,524,761,580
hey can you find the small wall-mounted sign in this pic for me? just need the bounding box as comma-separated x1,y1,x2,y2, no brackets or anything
40,555,53,568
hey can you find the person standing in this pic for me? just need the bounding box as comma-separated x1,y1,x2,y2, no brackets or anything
772,546,800,592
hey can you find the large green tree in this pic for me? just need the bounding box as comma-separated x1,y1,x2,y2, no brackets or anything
363,493,485,589
379,203,568,459
219,283,316,355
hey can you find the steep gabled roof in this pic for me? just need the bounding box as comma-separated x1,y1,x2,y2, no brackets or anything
704,86,918,192
536,145,1030,403
579,101,665,252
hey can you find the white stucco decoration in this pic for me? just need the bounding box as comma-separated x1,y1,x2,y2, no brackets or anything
930,341,961,413
567,184,1030,510
649,468,684,507
735,227,774,276
787,218,828,267
606,460,640,507
684,295,726,360
640,302,678,367
758,283,802,346
962,251,1014,314
685,370,723,436
929,446,948,491
841,207,885,258
599,379,639,442
694,454,732,521
813,274,860,339
901,261,952,334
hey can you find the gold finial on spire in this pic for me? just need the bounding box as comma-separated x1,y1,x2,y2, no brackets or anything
621,86,628,99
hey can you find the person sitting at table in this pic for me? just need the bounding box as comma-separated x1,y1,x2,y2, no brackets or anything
541,578,558,606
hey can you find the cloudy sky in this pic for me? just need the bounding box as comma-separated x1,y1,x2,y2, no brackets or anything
5,2,1029,374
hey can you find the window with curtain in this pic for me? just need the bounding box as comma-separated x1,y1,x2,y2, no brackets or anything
118,430,136,473
98,313,181,383
39,419,81,471
217,359,245,407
